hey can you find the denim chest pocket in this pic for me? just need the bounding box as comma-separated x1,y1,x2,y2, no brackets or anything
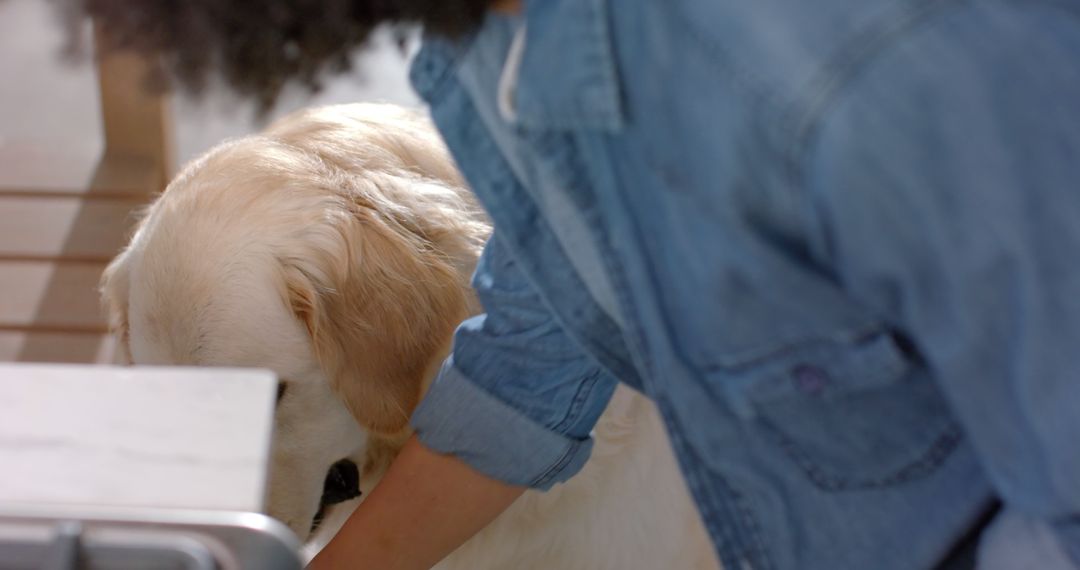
715,330,962,491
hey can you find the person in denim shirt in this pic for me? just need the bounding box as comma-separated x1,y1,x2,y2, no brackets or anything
80,0,1080,568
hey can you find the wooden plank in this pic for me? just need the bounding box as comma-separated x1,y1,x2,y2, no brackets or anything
94,23,175,190
0,196,142,260
0,261,108,330
0,331,116,364
0,145,160,197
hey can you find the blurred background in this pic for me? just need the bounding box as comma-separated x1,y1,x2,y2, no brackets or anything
0,0,421,365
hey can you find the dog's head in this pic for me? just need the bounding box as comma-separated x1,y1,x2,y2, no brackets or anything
101,104,489,542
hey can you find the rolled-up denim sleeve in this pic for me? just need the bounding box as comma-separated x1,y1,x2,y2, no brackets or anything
806,9,1080,564
410,233,617,490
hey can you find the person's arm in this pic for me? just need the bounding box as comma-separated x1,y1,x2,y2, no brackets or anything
805,7,1080,564
307,435,524,570
311,233,618,568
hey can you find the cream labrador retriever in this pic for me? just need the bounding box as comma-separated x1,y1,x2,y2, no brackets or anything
101,103,717,569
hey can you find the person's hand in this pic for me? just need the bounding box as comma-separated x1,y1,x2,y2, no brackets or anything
306,435,525,570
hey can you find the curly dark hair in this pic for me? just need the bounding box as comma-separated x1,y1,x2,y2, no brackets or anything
56,0,493,110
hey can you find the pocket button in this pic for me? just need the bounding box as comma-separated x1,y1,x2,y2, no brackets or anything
792,364,829,395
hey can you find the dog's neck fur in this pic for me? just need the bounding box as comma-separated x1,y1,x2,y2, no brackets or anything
359,337,453,478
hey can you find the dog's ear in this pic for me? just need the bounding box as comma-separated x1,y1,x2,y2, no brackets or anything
100,249,133,364
282,203,469,435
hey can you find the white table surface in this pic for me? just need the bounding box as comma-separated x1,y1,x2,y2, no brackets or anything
0,363,277,514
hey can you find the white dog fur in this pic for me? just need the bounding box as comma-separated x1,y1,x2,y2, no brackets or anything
101,103,718,570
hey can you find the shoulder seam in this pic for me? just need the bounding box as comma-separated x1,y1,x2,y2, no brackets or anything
785,0,966,185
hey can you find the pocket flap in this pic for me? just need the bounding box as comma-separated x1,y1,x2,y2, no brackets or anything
719,332,910,420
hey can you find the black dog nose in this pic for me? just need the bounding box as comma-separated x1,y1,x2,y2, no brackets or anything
311,459,362,534
321,459,361,506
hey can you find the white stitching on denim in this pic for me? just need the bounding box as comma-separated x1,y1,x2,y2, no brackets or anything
496,24,527,124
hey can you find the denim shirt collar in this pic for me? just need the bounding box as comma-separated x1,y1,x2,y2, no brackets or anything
410,0,624,132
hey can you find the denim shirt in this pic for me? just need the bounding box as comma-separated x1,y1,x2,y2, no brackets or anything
407,0,1080,568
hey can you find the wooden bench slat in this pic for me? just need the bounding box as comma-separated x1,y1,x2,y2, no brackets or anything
0,196,140,260
0,331,117,364
0,261,109,329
